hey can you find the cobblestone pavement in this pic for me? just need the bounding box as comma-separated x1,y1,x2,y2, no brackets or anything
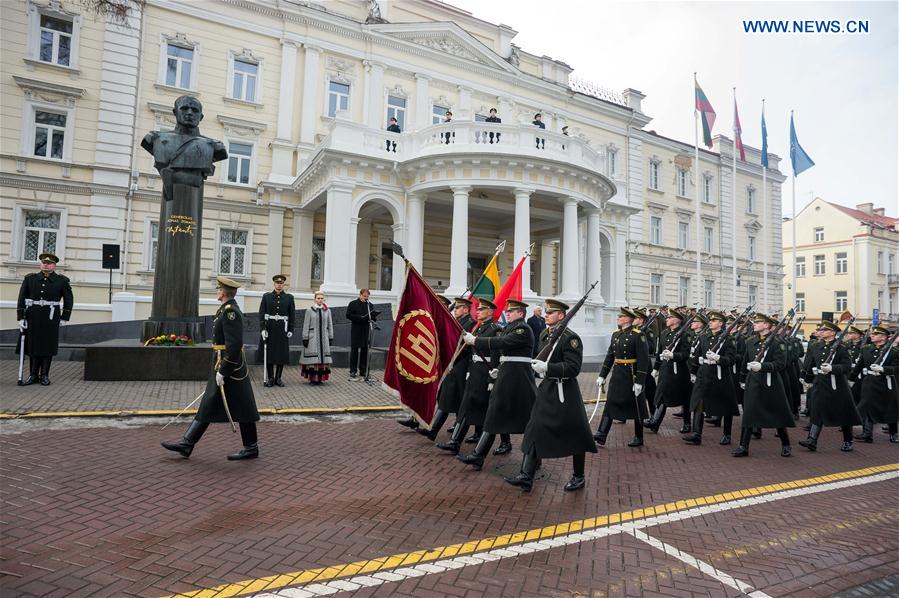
1,408,897,597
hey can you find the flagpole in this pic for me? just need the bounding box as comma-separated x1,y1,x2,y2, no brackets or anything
791,111,797,308
731,87,738,307
762,100,769,312
694,73,701,305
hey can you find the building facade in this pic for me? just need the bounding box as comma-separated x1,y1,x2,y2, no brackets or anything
1,0,784,355
783,198,899,334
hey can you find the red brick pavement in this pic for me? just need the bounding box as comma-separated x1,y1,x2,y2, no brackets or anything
1,413,897,597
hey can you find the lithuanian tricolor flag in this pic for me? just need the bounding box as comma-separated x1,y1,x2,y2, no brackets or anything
695,78,716,149
471,253,500,301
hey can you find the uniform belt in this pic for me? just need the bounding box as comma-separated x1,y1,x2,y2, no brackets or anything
24,298,64,319
472,355,488,363
212,344,226,350
499,356,531,364
264,313,289,332
614,358,636,364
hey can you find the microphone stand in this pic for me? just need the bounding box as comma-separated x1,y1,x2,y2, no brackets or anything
362,299,378,385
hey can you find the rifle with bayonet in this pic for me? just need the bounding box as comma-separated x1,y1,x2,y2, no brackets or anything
709,303,754,354
752,307,797,364
534,281,598,362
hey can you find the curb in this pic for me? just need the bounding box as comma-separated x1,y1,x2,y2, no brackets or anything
0,405,405,420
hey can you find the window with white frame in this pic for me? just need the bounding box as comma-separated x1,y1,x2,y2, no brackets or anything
32,109,67,160
703,175,713,203
746,187,756,213
677,221,689,249
148,220,159,271
877,290,883,311
608,148,618,178
813,227,824,242
218,229,248,276
648,159,661,190
795,256,806,276
835,291,848,312
387,95,406,130
650,216,662,245
835,252,848,274
890,292,896,315
704,226,713,253
814,254,825,275
226,141,253,185
432,104,449,124
230,58,258,102
21,210,60,262
877,251,884,274
164,42,194,89
748,235,756,260
650,273,663,305
38,14,74,67
327,81,350,117
676,168,687,197
679,276,690,306
748,285,757,306
311,238,325,281
796,292,806,313
704,279,714,306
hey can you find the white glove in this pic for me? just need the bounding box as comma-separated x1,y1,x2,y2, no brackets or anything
531,360,548,376
819,362,832,374
747,361,762,372
698,357,706,365
660,349,673,361
595,376,605,386
287,332,293,338
633,383,643,395
18,320,27,331
690,374,697,383
215,372,225,386
462,332,476,345
740,382,746,390
870,363,884,374
489,368,499,380
705,351,720,363
261,330,269,340
652,370,659,381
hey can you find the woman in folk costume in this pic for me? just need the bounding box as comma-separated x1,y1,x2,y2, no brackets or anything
299,292,334,385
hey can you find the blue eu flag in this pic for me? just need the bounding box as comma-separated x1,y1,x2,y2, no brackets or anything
789,113,814,176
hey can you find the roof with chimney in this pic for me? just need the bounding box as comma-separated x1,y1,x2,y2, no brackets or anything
828,201,898,230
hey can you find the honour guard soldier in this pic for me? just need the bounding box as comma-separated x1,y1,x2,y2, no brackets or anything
16,253,73,385
458,299,537,469
437,299,500,453
594,307,651,447
162,277,261,460
844,326,864,405
505,299,597,492
685,311,740,445
259,274,296,387
851,326,899,443
632,308,656,417
645,308,692,433
799,321,862,452
734,313,794,458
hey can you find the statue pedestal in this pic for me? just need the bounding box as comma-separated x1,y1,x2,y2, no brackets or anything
141,318,206,344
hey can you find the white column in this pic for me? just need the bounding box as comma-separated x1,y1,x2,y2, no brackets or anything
586,208,604,303
560,197,580,299
299,44,321,146
513,187,534,295
445,185,471,297
458,86,472,120
614,229,627,305
291,208,315,291
354,217,371,290
265,206,285,282
540,239,555,296
391,222,405,293
405,193,425,270
498,96,514,123
271,41,298,179
413,74,430,131
363,60,385,130
321,181,357,295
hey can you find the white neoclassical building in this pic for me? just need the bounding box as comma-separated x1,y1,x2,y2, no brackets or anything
0,0,784,356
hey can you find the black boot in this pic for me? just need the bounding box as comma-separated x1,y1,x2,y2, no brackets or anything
161,420,209,458
564,453,586,492
397,416,419,429
684,410,704,445
799,424,821,451
22,358,39,386
457,432,495,470
779,428,792,457
720,416,734,445
493,434,512,455
420,409,449,441
854,417,874,443
628,419,644,447
227,444,259,460
839,425,854,452
752,428,762,439
39,357,52,385
644,404,666,433
228,423,259,460
436,417,467,454
593,415,613,445
504,449,538,491
679,409,692,434
732,428,752,457
274,365,285,387
264,364,274,387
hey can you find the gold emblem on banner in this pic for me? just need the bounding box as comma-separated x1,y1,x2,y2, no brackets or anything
396,309,439,383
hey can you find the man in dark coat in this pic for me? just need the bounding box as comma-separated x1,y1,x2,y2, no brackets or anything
844,326,864,405
632,308,657,417
526,306,546,357
258,274,295,387
162,276,260,460
645,308,692,433
799,321,862,452
346,289,379,380
851,326,899,443
685,311,740,445
734,313,795,458
505,299,596,492
458,299,537,469
16,253,73,385
594,307,651,447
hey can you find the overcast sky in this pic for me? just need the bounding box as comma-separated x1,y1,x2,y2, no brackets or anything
444,0,898,217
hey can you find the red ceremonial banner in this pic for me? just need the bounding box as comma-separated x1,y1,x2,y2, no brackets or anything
384,264,463,425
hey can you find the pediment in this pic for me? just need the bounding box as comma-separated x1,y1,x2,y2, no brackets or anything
744,218,763,232
368,22,517,73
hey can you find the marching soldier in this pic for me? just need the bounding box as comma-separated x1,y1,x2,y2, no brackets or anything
685,311,740,445
593,307,650,447
258,274,296,387
645,308,692,433
162,277,260,460
458,299,537,469
437,299,501,454
798,321,862,452
632,308,656,417
505,299,597,492
734,313,794,458
16,253,73,385
844,325,864,405
851,326,899,443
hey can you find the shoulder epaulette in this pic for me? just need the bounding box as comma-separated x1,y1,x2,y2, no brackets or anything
224,304,233,310
633,327,642,334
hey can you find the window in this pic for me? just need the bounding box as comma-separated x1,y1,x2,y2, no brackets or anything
796,292,806,313
650,216,662,245
227,141,253,185
676,168,687,196
32,110,67,159
165,43,194,89
649,160,661,191
432,104,449,124
746,187,756,213
39,15,73,67
22,210,60,261
814,255,825,275
218,229,248,276
835,252,848,274
703,226,713,253
387,95,406,130
677,221,689,250
814,227,824,242
679,276,690,306
650,274,663,305
327,81,350,117
795,256,806,277
608,149,618,178
890,253,895,275
835,291,848,312
703,175,713,203
148,220,159,271
311,238,325,281
748,285,757,306
231,58,258,102
748,236,756,261
877,251,884,274
704,280,714,306
877,291,883,311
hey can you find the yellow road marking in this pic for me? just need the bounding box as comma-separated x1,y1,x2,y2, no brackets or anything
167,462,899,598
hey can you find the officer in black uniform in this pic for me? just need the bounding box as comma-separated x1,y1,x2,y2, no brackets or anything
645,308,692,433
162,276,261,460
686,310,740,445
16,253,74,385
632,308,656,418
844,326,864,405
851,326,899,443
258,274,296,387
458,299,536,470
505,299,597,492
594,307,651,447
